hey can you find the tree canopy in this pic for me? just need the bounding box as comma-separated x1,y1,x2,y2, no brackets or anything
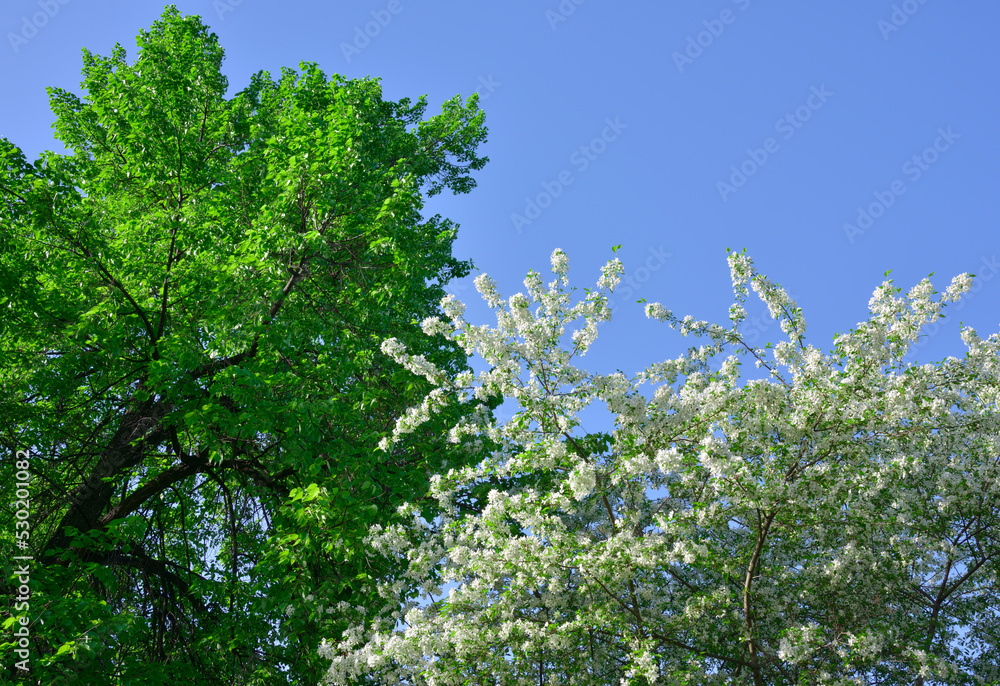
322,249,1000,686
0,7,489,684
4,7,999,686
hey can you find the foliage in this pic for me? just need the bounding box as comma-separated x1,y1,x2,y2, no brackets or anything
321,249,1000,685
0,6,489,684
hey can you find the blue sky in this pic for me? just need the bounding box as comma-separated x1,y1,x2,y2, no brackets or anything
3,0,998,383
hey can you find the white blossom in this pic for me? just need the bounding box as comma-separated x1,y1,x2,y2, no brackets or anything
322,250,1000,686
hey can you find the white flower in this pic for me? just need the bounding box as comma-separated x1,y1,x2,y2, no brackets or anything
597,258,624,291
644,303,671,321
440,293,466,320
550,248,569,281
420,316,450,337
568,463,596,500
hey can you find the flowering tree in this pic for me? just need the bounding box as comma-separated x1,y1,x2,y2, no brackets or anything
319,249,1000,686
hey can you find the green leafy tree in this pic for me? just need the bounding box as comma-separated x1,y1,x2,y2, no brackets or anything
0,7,489,684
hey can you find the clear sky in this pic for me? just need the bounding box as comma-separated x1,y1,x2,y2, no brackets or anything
3,0,998,382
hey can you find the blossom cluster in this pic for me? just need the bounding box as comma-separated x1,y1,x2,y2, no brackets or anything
320,249,1000,685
